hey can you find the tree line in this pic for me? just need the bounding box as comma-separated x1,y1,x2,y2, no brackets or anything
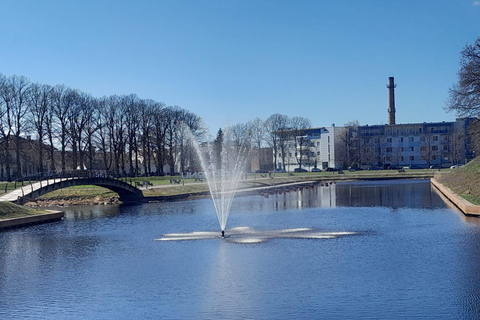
0,73,314,181
0,73,209,181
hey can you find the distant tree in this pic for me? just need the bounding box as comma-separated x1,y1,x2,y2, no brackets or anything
337,120,360,168
265,113,289,170
248,117,264,149
52,85,76,172
447,36,480,149
1,75,31,178
419,130,439,168
447,36,480,117
28,83,53,174
289,116,312,169
213,128,224,170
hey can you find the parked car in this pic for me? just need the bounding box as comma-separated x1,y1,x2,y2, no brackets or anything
409,165,422,169
294,168,307,173
255,169,269,173
325,167,338,172
274,169,286,173
348,166,363,172
430,165,442,169
450,165,463,169
368,166,380,171
311,167,322,172
387,165,401,170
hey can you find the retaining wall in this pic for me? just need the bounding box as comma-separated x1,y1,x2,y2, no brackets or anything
0,211,64,230
431,178,480,216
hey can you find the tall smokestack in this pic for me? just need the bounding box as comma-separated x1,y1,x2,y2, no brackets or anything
387,77,396,125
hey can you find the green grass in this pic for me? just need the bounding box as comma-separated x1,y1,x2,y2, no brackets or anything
436,157,480,205
37,185,118,200
0,202,47,219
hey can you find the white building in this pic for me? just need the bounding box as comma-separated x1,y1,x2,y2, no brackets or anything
280,125,344,171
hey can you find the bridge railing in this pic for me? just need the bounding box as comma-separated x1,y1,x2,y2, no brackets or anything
1,170,138,195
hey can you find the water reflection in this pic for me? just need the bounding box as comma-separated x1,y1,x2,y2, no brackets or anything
266,179,446,210
2,179,480,319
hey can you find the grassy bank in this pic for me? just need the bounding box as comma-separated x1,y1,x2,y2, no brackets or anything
24,169,436,205
0,202,46,220
435,158,480,205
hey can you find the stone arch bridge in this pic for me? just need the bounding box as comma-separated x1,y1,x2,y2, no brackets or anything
0,171,144,205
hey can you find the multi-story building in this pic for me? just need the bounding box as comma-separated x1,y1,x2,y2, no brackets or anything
280,76,475,171
341,118,473,169
280,125,344,171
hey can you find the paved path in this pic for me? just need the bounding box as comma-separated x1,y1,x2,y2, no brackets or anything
0,178,72,202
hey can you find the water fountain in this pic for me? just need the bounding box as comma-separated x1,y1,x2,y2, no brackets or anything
191,126,251,237
155,124,358,243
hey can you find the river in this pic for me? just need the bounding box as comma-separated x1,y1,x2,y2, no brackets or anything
1,179,480,319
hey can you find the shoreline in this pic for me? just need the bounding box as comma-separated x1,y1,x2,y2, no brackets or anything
431,178,480,216
0,210,65,230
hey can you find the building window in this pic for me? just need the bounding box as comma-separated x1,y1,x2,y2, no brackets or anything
401,156,405,161
401,147,404,152
419,128,422,133
410,147,414,152
443,145,449,151
387,138,392,142
409,137,414,142
386,147,392,152
420,136,426,142
420,146,427,151
386,157,391,161
409,156,414,161
433,136,438,141
432,155,437,161
317,151,320,156
432,146,438,151
400,137,404,142
443,136,449,141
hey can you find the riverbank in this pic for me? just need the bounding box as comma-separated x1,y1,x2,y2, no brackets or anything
431,178,480,216
0,202,64,230
434,157,480,205
20,170,436,206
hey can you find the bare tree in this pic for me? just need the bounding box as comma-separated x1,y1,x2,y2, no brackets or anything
337,120,360,168
52,85,76,172
0,73,12,180
0,75,31,179
289,116,312,169
265,113,289,170
447,36,480,117
28,83,53,174
447,36,480,149
419,131,439,168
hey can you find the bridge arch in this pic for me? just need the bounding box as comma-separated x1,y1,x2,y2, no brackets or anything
2,174,144,204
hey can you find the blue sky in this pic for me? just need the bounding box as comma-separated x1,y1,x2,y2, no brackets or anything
1,0,479,133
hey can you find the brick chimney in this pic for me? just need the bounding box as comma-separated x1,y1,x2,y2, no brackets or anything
387,77,396,125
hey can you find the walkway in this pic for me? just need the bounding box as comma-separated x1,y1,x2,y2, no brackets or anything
0,172,143,204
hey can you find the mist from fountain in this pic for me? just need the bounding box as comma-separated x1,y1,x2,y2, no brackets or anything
189,126,251,234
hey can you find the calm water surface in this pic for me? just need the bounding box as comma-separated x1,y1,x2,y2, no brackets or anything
1,179,480,319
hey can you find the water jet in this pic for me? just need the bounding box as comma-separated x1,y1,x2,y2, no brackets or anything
188,125,251,232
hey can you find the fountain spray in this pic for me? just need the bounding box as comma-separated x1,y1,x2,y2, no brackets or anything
188,124,251,234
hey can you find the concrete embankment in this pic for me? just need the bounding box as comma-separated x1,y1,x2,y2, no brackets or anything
431,178,480,216
0,211,64,230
